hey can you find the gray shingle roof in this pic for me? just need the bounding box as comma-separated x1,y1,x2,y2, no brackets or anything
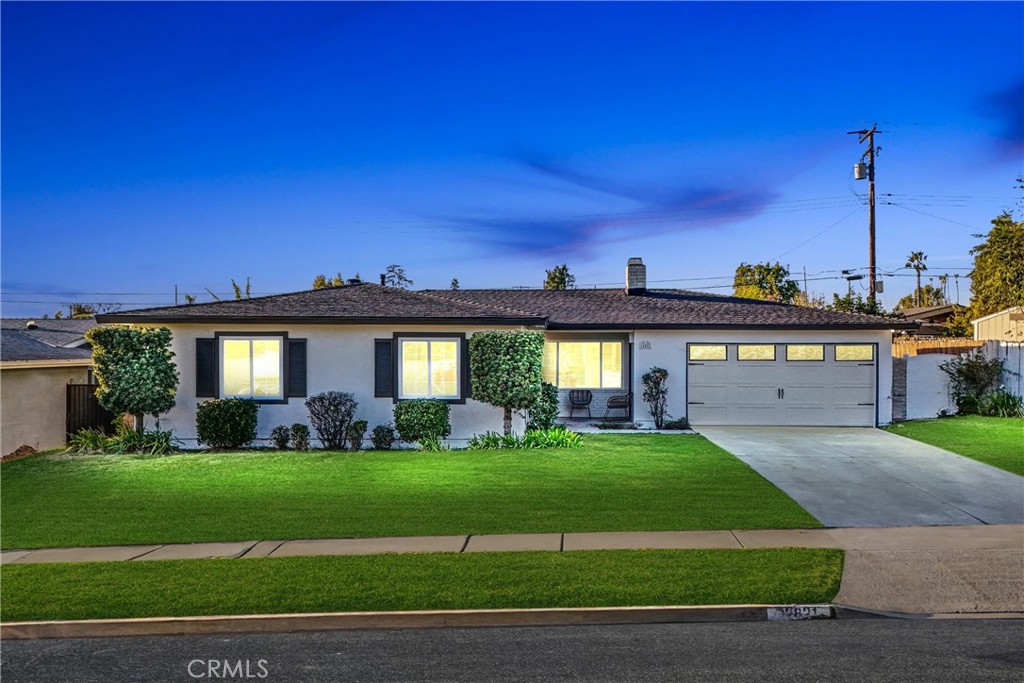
427,288,910,329
1,330,93,362
98,284,544,325
98,283,910,330
0,317,96,348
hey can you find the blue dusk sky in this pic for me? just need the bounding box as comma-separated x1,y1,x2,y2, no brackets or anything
2,1,1022,316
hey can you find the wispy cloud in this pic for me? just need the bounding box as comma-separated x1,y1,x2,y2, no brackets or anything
450,154,779,258
978,79,1024,158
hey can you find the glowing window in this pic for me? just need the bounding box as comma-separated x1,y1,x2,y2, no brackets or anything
738,344,776,361
399,339,460,399
786,344,825,361
835,345,874,361
541,341,623,389
220,337,283,399
689,345,727,361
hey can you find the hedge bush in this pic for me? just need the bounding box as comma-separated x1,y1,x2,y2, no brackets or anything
195,399,259,449
290,423,311,450
347,420,369,450
370,424,396,450
269,425,291,450
394,399,451,445
305,391,358,450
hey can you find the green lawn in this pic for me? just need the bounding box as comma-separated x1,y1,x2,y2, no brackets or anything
885,416,1024,476
0,548,843,622
1,435,820,549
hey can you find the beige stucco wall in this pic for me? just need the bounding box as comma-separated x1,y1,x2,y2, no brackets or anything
1,365,90,455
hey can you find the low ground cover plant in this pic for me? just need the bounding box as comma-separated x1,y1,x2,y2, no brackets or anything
467,427,582,449
66,423,176,456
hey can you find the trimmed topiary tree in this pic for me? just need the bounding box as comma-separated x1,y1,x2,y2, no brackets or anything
527,381,559,430
469,330,545,435
85,326,179,433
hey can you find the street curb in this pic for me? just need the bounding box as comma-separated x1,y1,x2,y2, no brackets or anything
0,604,835,640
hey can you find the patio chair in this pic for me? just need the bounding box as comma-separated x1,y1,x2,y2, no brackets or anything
568,390,593,419
603,392,632,421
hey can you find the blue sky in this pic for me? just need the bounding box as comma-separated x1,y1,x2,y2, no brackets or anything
2,1,1021,316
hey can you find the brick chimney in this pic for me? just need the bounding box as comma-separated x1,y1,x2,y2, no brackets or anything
625,257,646,295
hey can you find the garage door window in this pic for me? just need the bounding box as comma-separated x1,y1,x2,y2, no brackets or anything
738,344,776,361
835,345,874,361
689,345,727,361
786,344,824,361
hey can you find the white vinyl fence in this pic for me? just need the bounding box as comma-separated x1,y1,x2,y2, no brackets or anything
896,341,1023,421
983,340,1023,396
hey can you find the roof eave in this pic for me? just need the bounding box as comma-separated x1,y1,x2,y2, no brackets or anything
96,315,547,327
545,322,917,331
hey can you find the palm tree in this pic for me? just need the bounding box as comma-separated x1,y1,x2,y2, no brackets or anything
905,251,928,307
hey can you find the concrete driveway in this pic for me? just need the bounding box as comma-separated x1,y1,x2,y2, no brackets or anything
698,427,1024,527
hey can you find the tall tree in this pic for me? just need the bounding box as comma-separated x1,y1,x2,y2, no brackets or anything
896,284,947,310
732,262,800,304
968,212,1024,317
544,264,575,290
828,292,889,316
383,264,413,289
450,278,460,290
85,326,179,434
904,251,928,307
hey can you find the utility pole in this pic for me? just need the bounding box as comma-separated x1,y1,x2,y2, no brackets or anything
848,124,882,302
174,284,178,306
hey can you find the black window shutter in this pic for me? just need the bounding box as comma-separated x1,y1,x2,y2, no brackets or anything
287,339,307,398
374,339,394,397
195,338,216,397
461,338,472,399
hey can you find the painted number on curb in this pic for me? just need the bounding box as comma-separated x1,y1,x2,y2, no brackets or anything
767,605,833,621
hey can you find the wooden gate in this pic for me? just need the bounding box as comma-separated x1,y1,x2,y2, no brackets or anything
66,384,117,442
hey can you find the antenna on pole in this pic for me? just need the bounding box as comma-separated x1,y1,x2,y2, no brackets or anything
848,124,883,302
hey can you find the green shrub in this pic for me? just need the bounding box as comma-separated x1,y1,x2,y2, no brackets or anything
528,382,559,430
662,417,690,430
466,431,504,449
66,428,110,454
940,352,1004,415
394,399,451,445
370,424,396,450
67,423,176,456
305,391,358,449
981,390,1024,418
347,420,369,451
469,330,545,434
642,366,670,429
195,399,259,449
290,423,310,451
269,425,291,450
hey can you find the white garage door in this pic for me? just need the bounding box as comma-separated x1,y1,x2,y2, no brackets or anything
686,342,877,427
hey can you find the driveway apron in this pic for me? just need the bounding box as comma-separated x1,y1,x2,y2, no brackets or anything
698,427,1024,527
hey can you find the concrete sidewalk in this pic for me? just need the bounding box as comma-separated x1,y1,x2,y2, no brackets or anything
2,524,1019,564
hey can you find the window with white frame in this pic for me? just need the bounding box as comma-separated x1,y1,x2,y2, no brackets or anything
399,338,460,399
542,341,623,389
220,336,284,399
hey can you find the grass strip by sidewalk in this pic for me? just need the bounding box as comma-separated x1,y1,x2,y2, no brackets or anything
0,549,843,622
884,416,1024,476
1,435,821,549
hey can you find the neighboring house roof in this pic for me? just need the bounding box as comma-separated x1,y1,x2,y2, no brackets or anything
1,330,93,363
0,317,96,348
898,304,958,322
0,318,96,364
98,283,912,330
971,306,1024,324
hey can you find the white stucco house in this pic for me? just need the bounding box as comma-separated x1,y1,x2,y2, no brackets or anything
97,259,913,445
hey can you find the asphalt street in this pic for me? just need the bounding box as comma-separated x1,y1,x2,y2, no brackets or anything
3,619,1023,683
